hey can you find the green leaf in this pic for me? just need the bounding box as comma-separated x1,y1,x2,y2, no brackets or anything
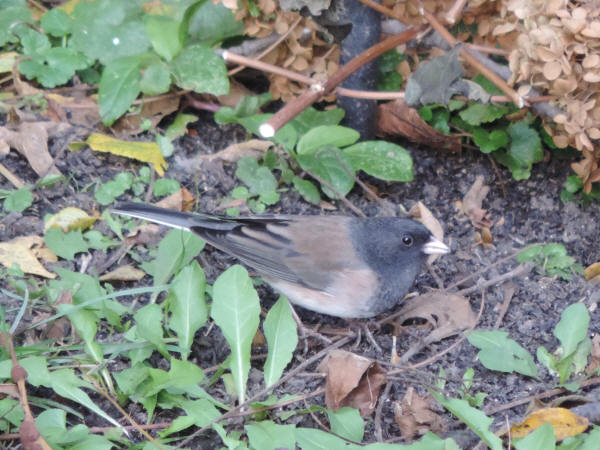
536,346,556,373
327,407,364,442
296,125,360,156
292,176,321,205
165,113,198,140
0,6,32,47
459,102,509,126
145,15,181,61
20,47,90,88
169,261,207,359
210,265,260,401
41,9,73,37
295,427,350,450
468,330,538,378
172,44,229,95
508,121,543,169
44,228,90,260
149,229,205,289
153,178,180,197
517,244,543,263
263,297,298,387
235,157,278,195
71,0,151,64
472,128,508,153
49,369,122,429
431,394,503,450
189,1,244,45
290,107,346,135
554,303,590,358
297,147,355,199
94,172,133,205
98,56,142,125
342,141,413,182
514,422,556,450
3,188,33,212
245,421,296,450
134,303,168,357
140,63,171,95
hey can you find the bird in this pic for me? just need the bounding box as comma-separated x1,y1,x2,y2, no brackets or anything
111,202,449,319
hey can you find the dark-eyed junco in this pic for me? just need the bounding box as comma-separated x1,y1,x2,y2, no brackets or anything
111,202,449,318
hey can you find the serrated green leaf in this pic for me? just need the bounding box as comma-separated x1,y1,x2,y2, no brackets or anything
263,297,298,387
296,125,359,155
44,228,90,260
210,265,260,401
468,330,538,378
169,261,207,359
172,44,229,95
98,56,142,125
508,121,543,168
0,6,32,46
153,178,180,196
41,8,73,37
555,303,590,358
94,172,133,205
3,188,33,212
342,141,413,182
459,102,509,126
297,147,355,199
235,156,278,195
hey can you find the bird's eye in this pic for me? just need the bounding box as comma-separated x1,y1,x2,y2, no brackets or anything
401,235,413,247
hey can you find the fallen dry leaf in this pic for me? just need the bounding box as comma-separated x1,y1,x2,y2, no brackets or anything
584,262,600,283
510,407,589,440
409,201,445,263
113,95,180,135
396,292,477,363
394,387,447,440
457,175,493,228
474,226,495,249
586,335,600,375
0,121,66,177
202,139,274,163
156,187,195,211
76,133,167,176
377,99,461,152
0,236,56,278
320,349,387,417
99,265,146,282
44,207,99,232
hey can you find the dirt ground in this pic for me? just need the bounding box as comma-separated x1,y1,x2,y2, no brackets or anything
1,110,599,447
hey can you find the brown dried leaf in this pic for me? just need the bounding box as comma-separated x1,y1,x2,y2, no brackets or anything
377,100,461,152
202,139,273,163
458,175,493,228
0,122,64,177
0,236,56,278
396,292,477,344
156,187,195,212
584,262,600,283
394,387,447,440
99,265,146,282
321,349,387,417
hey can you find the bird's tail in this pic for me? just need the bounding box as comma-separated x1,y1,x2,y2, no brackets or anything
111,202,236,231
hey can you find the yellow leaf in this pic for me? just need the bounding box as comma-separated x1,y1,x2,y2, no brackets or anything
44,207,98,232
0,236,56,279
0,52,18,74
584,262,600,283
99,265,146,282
83,133,167,176
510,407,588,440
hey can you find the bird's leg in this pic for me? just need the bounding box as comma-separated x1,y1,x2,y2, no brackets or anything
347,319,382,353
289,303,333,349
